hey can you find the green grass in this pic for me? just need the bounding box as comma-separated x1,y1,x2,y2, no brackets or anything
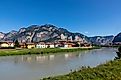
0,47,99,56
41,59,121,80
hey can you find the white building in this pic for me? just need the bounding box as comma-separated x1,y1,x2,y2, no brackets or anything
36,42,56,48
50,44,55,48
46,43,55,48
64,44,69,48
0,41,14,48
36,42,48,48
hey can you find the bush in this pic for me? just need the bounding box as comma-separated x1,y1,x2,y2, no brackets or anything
115,46,121,59
118,46,121,53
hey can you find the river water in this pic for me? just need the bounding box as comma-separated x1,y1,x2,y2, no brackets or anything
0,48,117,80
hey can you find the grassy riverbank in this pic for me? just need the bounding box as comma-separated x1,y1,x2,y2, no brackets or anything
0,47,99,56
42,59,121,80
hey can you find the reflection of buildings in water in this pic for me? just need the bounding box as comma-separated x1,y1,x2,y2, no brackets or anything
49,55,55,60
14,56,33,64
65,54,69,58
20,55,49,63
78,50,91,58
27,57,32,62
64,53,75,60
21,56,33,63
21,56,24,61
35,55,48,63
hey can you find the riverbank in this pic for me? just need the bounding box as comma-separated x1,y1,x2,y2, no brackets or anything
42,59,121,80
0,47,99,56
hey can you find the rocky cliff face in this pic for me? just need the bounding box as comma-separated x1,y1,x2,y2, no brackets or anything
3,30,17,41
113,33,121,43
0,32,5,40
89,35,114,45
0,24,88,43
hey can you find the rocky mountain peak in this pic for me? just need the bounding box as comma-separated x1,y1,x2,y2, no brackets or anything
0,24,88,43
113,33,121,43
89,35,114,45
0,32,5,39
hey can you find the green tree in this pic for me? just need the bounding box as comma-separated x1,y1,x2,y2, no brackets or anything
14,40,20,48
118,46,121,53
115,46,121,59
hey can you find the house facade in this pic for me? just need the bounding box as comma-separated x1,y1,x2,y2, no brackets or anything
26,43,36,49
36,42,48,48
46,42,55,48
36,42,55,48
0,41,14,48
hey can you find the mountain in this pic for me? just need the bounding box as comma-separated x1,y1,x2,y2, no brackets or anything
113,33,121,43
89,35,114,45
3,30,17,41
0,24,88,43
0,32,5,40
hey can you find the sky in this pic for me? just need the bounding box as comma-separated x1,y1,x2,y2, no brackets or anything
0,0,121,37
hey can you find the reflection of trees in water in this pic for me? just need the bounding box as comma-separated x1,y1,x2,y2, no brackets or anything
14,56,19,64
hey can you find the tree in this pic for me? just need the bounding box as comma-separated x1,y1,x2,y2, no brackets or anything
14,40,20,48
115,46,121,59
118,46,121,53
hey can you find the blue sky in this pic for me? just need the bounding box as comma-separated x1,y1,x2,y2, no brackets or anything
0,0,121,36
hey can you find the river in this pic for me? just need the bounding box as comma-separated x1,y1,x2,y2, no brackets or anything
0,48,117,80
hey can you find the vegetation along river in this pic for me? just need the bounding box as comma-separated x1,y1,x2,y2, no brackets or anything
0,48,117,80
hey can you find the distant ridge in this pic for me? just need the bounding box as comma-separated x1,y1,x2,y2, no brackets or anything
1,24,121,45
113,33,121,43
0,24,88,43
89,35,114,45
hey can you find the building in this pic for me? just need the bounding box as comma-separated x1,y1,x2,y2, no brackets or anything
64,43,76,48
0,41,14,48
46,42,55,48
26,43,35,49
20,43,27,48
36,42,48,48
54,43,62,48
36,42,55,48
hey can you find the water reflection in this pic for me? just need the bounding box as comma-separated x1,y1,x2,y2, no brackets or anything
49,55,55,61
0,48,117,65
0,52,74,64
12,55,56,64
0,48,117,80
